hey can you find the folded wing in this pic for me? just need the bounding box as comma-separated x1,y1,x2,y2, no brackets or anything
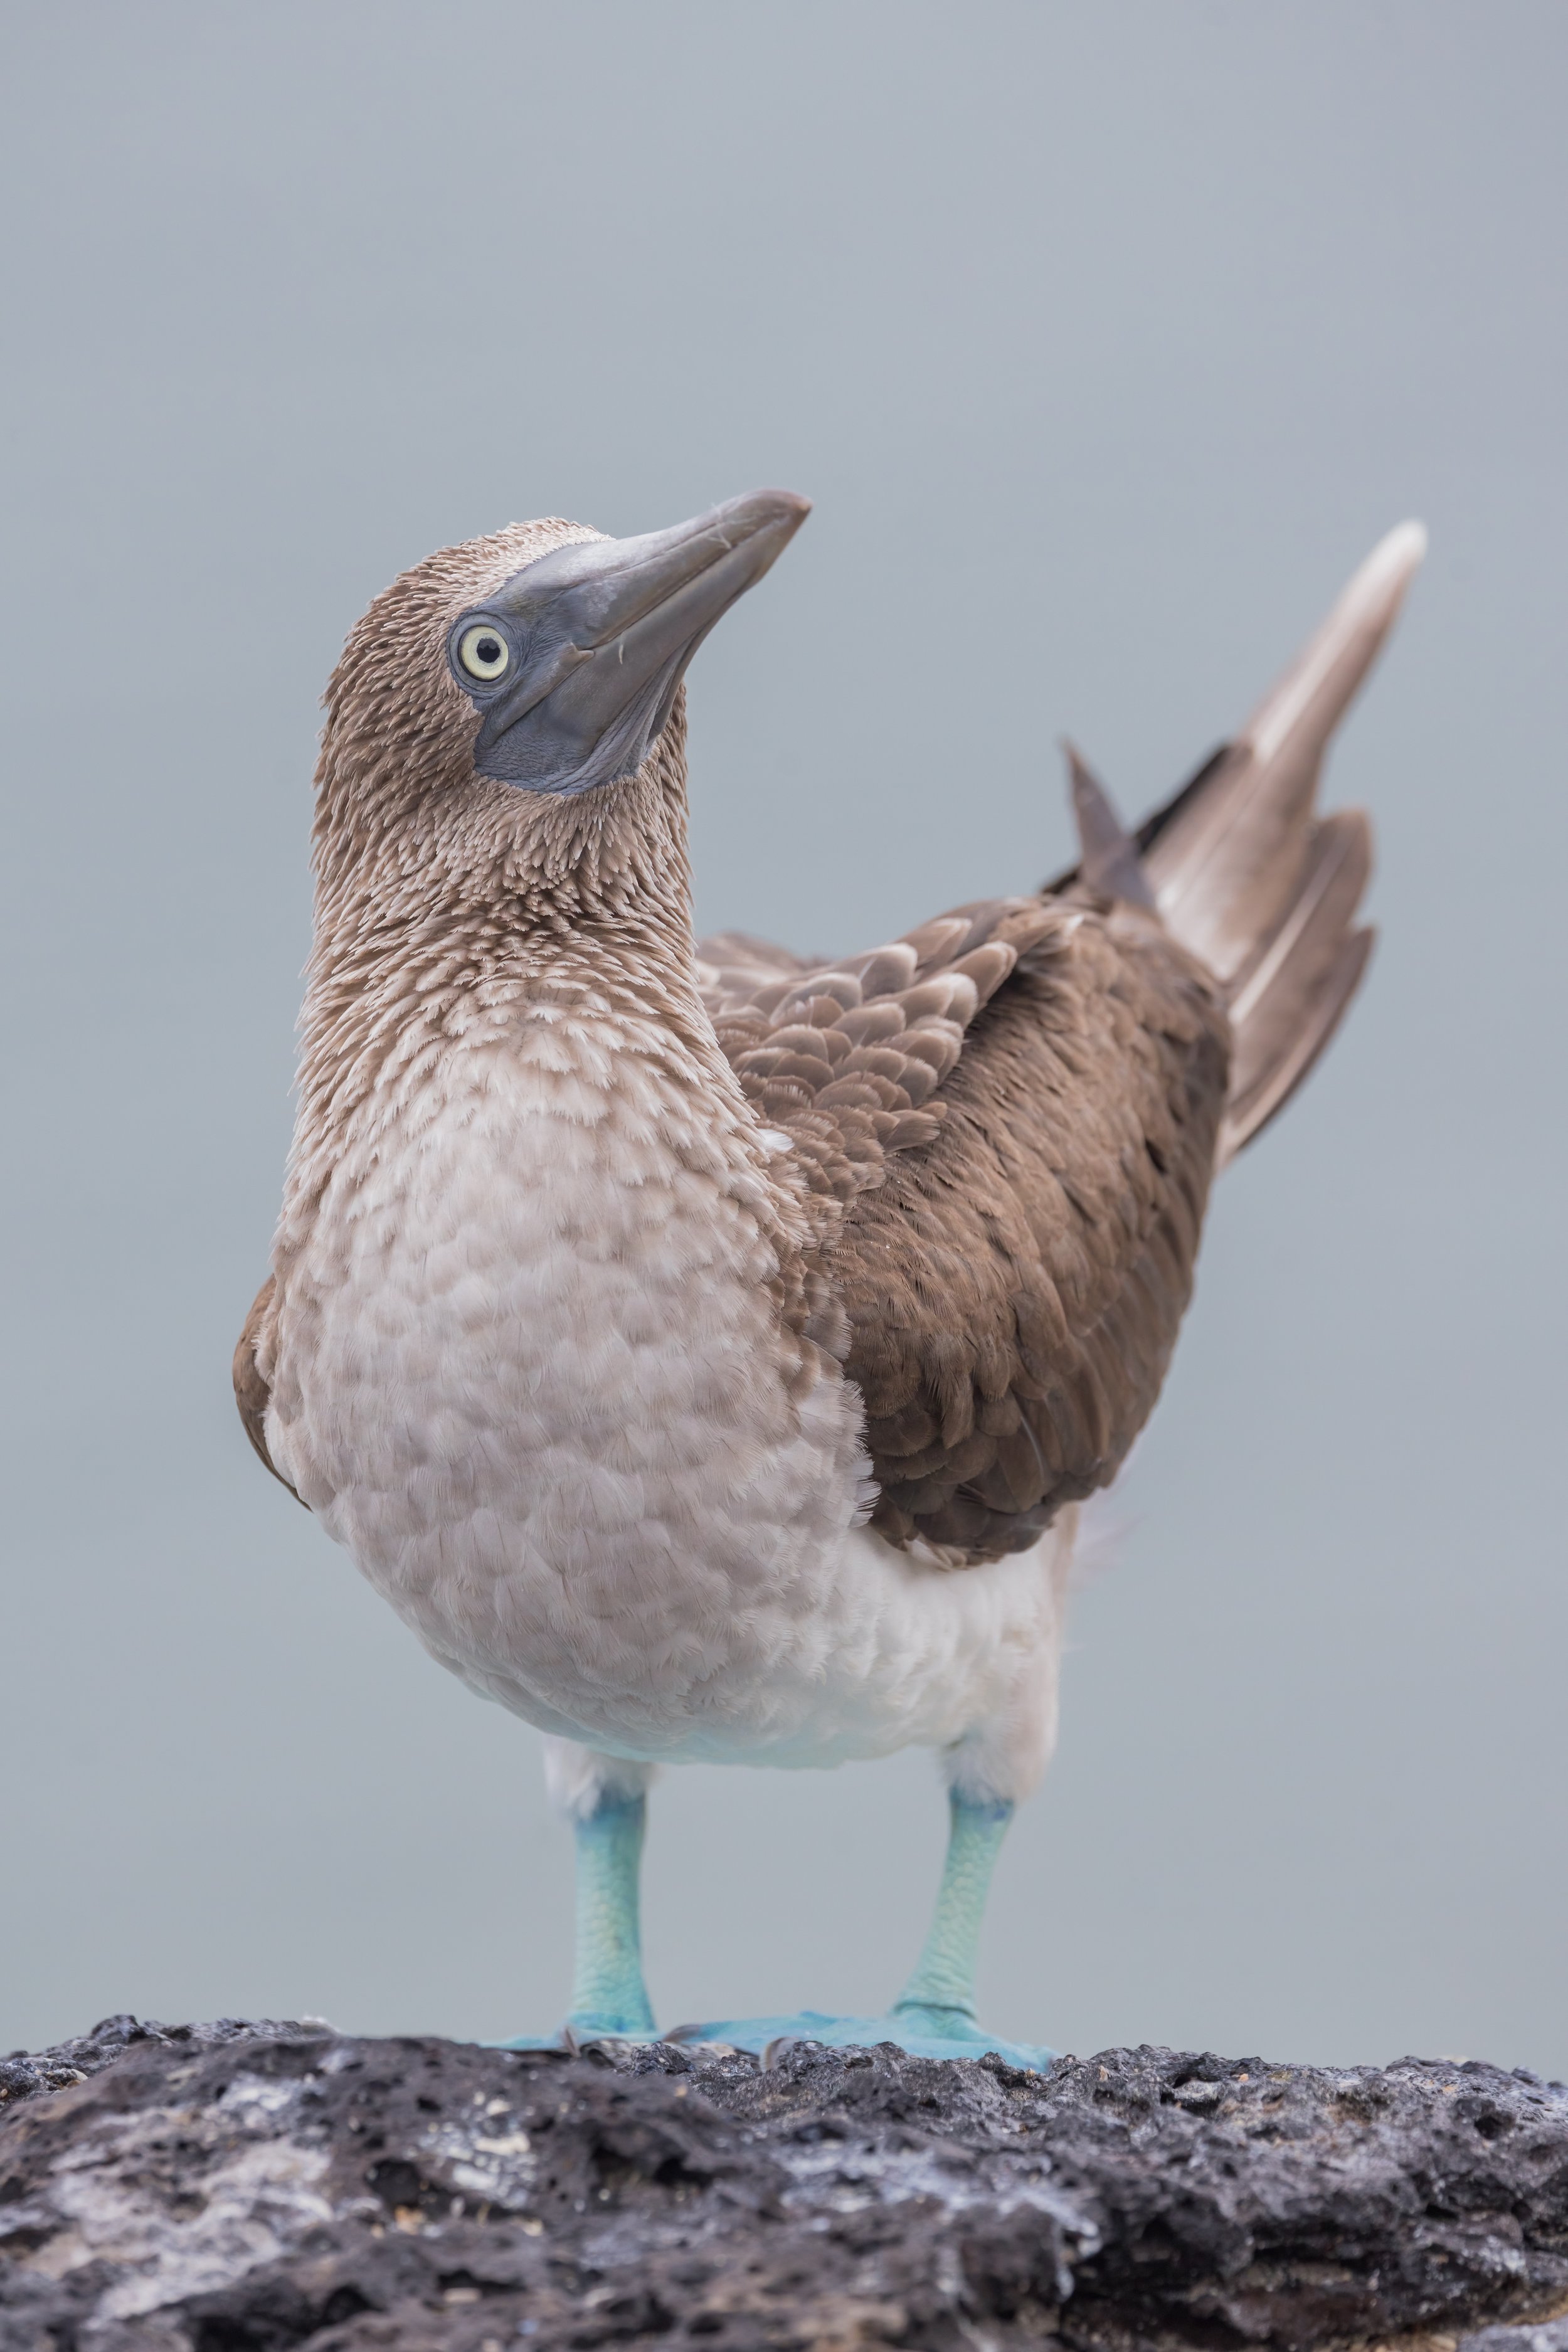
707,894,1229,1560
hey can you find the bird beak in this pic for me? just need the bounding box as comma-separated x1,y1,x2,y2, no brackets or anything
461,489,811,795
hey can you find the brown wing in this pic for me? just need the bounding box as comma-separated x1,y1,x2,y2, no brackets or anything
840,907,1227,1556
713,893,1230,1562
233,1276,305,1505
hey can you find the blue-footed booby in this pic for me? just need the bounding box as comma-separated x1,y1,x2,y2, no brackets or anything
236,493,1422,2063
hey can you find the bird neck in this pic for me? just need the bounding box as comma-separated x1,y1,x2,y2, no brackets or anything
285,724,750,1241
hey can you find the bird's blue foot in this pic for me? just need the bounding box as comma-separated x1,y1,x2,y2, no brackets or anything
667,2006,1054,2070
669,1792,1051,2065
492,2003,658,2052
665,1798,1053,2069
492,2021,655,2050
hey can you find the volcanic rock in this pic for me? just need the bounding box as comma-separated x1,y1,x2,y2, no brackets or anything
2,2016,1566,2349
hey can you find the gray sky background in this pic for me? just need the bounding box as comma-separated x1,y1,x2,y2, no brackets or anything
3,1,1564,2075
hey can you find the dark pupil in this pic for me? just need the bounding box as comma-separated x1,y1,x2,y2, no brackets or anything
476,635,502,665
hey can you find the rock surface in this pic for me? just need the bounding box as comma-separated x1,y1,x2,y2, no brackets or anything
2,2018,1566,2350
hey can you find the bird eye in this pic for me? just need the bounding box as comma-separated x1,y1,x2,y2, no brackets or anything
457,623,511,682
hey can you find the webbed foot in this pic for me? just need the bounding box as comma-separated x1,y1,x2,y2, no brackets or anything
492,2001,659,2053
666,2006,1054,2070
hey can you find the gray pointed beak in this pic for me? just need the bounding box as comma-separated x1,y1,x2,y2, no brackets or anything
453,489,811,796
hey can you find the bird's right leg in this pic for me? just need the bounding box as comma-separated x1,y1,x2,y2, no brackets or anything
544,1738,658,2043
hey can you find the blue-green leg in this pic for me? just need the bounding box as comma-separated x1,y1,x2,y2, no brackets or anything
675,1787,1054,2069
494,1757,658,2050
891,1793,1014,2040
565,1793,657,2040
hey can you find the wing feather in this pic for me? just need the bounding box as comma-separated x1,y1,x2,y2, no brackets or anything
233,1275,305,1505
709,892,1230,1561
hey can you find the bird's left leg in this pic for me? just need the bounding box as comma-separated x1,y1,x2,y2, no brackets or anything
554,1740,659,2040
672,1515,1076,2067
669,1773,1048,2069
878,1512,1080,2061
889,1788,1015,2043
498,1739,658,2047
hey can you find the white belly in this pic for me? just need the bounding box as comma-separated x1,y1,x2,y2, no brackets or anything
268,1030,1067,1786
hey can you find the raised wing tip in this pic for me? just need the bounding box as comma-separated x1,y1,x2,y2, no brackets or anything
1241,519,1428,768
1365,517,1428,589
1323,517,1428,642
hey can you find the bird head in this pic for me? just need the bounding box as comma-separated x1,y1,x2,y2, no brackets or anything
314,490,810,895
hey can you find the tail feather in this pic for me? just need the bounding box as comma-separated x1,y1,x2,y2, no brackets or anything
1143,521,1423,1158
1064,739,1158,910
1219,807,1373,1158
1221,926,1374,1163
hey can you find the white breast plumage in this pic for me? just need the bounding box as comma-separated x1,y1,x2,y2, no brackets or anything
268,1004,1066,1778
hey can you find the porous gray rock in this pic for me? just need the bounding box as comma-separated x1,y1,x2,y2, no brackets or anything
1,2018,1565,2349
